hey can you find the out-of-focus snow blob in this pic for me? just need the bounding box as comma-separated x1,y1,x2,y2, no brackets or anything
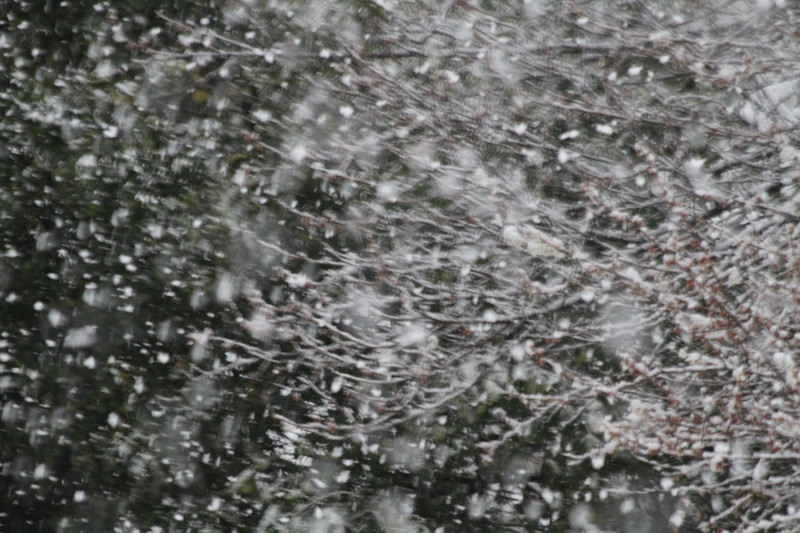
376,182,399,203
289,144,307,163
64,325,98,349
502,225,565,258
188,328,213,362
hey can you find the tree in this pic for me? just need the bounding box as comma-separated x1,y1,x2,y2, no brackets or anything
2,0,800,531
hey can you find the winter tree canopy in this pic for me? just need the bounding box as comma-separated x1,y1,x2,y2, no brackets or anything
2,0,800,531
